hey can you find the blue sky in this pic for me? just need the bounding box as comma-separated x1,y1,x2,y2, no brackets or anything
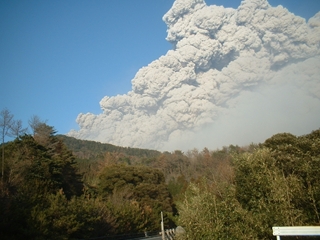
1,0,320,137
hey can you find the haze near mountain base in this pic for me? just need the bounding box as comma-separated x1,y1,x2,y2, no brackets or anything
68,0,320,151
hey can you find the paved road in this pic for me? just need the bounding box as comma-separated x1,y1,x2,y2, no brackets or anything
130,233,172,240
136,237,162,240
131,235,163,240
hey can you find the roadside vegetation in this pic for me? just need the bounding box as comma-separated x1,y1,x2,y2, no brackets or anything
1,108,319,239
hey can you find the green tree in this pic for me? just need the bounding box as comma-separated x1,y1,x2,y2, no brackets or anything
177,180,257,240
98,164,175,232
233,148,305,238
0,129,84,238
264,131,320,224
5,132,82,197
30,191,102,239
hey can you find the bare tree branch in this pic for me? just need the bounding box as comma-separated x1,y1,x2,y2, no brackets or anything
28,115,46,136
0,108,14,184
9,120,28,139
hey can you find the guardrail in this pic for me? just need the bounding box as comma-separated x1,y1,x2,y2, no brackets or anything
159,228,175,240
272,226,320,240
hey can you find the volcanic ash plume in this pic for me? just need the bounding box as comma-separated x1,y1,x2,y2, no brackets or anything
68,0,320,151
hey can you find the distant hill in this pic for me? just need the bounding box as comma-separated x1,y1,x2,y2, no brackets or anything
57,135,161,159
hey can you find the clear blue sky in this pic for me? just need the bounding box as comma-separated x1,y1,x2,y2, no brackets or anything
1,0,320,136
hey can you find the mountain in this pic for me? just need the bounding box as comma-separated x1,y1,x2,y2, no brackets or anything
57,135,161,160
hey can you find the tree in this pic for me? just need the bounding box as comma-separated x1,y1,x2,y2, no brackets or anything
0,127,85,238
28,115,44,136
3,125,83,197
33,122,57,147
98,165,176,232
9,120,28,138
177,180,257,240
29,191,102,239
0,108,14,185
264,131,320,224
9,119,28,139
233,148,307,238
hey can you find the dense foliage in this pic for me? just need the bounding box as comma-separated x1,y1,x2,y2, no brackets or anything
0,110,319,239
0,123,175,239
177,130,320,239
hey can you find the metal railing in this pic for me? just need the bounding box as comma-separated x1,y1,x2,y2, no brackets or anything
159,228,176,240
272,226,320,240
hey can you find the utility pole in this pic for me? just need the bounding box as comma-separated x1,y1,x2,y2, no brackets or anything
161,211,165,240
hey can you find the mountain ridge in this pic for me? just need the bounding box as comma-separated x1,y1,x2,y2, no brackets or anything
57,134,162,159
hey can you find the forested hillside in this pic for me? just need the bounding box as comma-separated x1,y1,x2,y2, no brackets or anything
58,135,161,159
1,110,319,239
0,122,175,239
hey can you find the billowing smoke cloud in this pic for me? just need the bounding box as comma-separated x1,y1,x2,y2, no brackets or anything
68,0,320,151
